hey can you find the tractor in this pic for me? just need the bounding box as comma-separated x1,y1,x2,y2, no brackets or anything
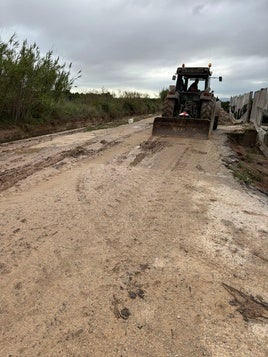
153,64,222,138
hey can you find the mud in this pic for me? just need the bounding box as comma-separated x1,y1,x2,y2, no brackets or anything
223,283,268,322
0,116,267,356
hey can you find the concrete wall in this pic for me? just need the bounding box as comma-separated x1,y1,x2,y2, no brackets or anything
229,92,253,123
230,88,268,155
250,88,268,154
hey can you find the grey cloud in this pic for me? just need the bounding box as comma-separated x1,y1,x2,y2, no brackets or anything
0,0,267,97
192,3,207,14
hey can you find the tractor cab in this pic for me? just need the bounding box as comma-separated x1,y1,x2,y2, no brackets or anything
175,66,212,93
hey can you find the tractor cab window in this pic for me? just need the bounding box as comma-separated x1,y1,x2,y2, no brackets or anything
186,78,205,92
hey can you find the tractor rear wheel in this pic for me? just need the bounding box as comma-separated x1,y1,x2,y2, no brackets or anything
162,99,175,117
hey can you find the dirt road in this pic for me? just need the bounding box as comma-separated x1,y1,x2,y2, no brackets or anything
0,116,267,356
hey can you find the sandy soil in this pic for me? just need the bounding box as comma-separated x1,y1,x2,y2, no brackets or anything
0,116,267,356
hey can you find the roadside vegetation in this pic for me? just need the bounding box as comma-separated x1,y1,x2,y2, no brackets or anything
0,36,161,135
226,133,268,195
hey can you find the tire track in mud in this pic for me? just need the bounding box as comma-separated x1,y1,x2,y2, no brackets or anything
116,135,221,176
0,139,119,192
0,120,152,193
129,138,166,167
106,137,167,168
72,160,215,356
95,136,265,283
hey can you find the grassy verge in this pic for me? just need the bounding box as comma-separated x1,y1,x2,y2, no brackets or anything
233,164,263,185
226,133,268,195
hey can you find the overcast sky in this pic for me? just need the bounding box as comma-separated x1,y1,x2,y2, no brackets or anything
1,0,268,98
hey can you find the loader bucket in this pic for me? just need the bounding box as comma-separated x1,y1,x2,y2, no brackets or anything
152,117,212,139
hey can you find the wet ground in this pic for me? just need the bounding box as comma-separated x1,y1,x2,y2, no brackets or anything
0,115,267,356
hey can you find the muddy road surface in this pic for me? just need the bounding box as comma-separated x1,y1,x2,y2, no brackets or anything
0,116,267,356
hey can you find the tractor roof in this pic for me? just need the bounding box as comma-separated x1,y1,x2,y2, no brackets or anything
177,67,211,78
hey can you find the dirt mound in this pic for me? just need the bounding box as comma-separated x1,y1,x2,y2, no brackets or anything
219,109,233,125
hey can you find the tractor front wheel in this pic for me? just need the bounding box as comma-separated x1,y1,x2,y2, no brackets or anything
213,117,219,130
201,100,215,120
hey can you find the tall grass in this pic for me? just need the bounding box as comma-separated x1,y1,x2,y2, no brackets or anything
0,35,80,127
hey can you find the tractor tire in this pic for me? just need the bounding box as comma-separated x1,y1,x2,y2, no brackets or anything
201,100,215,120
162,99,175,117
213,117,219,130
